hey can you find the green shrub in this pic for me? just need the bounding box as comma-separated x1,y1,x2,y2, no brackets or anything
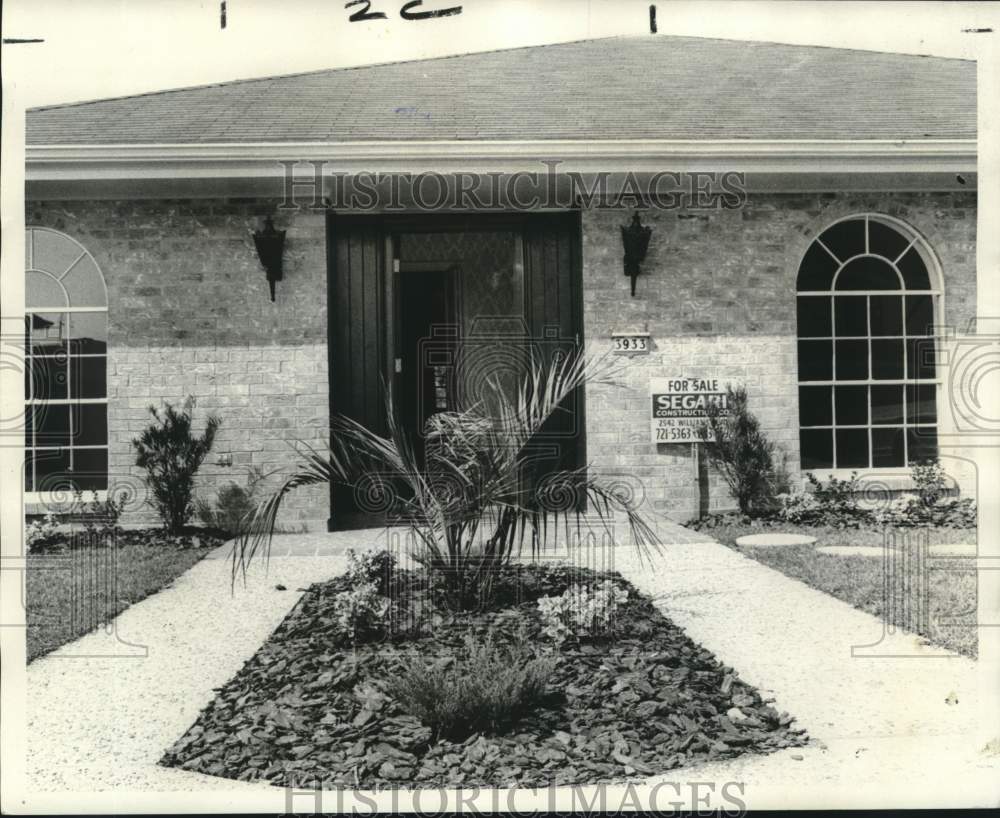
698,385,784,516
133,397,221,535
911,458,948,506
386,631,555,740
196,467,265,537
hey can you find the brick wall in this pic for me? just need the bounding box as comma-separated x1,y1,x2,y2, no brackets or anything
581,192,978,520
26,190,978,528
26,199,330,529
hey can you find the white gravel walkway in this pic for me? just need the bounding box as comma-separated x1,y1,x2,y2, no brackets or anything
21,520,1000,809
25,531,386,794
560,533,999,808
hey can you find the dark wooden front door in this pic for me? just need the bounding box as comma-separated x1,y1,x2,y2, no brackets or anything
522,212,586,508
326,213,584,530
326,215,390,530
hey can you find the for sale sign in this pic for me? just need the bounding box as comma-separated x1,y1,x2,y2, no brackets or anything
650,377,730,443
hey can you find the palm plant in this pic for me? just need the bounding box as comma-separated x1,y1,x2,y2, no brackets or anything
234,350,657,609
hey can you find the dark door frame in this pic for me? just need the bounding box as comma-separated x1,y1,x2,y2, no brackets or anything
326,210,586,530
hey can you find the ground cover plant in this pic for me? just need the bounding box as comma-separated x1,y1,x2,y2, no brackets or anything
161,562,807,788
697,520,977,658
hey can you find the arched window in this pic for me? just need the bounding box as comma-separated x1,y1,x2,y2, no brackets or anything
24,227,109,493
796,215,939,470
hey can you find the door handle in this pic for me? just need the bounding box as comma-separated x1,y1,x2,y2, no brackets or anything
394,358,403,373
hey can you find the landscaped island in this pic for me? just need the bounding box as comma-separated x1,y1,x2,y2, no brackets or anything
161,559,807,788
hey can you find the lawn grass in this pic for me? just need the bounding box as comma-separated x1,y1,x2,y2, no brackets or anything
703,521,978,658
26,541,215,662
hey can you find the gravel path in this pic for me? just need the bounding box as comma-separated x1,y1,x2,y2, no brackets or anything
24,520,999,807
550,533,999,807
25,533,377,793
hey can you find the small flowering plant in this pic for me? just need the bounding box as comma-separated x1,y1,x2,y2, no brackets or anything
327,580,391,645
25,512,60,553
346,547,396,594
536,579,629,643
318,548,401,645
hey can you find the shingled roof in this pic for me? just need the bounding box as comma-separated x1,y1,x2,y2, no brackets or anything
26,35,976,145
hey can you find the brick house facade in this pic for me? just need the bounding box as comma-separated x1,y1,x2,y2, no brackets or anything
22,36,979,529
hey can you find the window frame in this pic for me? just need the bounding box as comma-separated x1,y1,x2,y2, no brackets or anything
24,227,110,504
795,214,944,476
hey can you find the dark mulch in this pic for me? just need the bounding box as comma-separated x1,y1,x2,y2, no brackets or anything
161,565,808,789
28,524,229,555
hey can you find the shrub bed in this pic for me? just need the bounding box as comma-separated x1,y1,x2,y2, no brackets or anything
161,564,807,788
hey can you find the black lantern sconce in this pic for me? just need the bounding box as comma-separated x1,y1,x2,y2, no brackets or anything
620,212,653,297
252,216,286,301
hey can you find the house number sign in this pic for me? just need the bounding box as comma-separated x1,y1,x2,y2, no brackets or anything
650,377,730,443
612,332,651,354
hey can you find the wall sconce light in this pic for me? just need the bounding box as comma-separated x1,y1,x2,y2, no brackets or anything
620,212,653,297
252,216,286,301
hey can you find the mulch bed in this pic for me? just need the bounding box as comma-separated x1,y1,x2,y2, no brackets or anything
28,525,229,554
161,565,808,788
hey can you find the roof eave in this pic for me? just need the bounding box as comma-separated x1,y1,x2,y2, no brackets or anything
25,138,978,180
